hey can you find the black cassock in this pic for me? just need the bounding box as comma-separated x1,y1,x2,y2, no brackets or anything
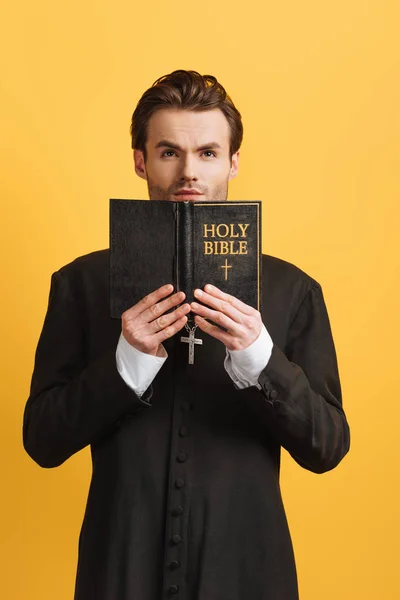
23,249,350,600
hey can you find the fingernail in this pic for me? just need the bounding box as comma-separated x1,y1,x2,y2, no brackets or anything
191,302,199,309
195,289,203,296
205,284,213,291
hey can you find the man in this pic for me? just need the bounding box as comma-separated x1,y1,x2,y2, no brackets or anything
23,70,350,600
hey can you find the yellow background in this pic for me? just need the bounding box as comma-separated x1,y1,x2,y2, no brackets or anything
1,0,399,598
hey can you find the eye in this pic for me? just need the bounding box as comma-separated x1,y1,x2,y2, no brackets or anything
202,151,217,158
161,150,176,157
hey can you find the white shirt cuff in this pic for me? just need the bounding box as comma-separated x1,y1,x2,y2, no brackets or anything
224,323,273,389
115,332,168,397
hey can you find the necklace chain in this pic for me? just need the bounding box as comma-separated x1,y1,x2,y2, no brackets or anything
184,322,198,334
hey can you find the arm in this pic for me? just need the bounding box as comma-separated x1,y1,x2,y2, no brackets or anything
256,284,350,474
23,272,189,469
192,283,350,474
23,270,153,469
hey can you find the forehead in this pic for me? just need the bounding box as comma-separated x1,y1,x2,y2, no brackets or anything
146,108,230,147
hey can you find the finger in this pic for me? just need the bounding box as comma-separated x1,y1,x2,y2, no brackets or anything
140,291,187,325
148,303,191,335
153,314,188,345
124,284,175,319
190,302,243,336
193,287,253,323
194,315,233,347
204,284,255,316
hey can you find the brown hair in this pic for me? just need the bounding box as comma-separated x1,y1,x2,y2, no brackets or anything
130,69,243,161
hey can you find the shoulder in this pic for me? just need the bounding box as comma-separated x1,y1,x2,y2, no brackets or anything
261,253,322,317
50,250,110,303
55,249,109,279
262,253,319,288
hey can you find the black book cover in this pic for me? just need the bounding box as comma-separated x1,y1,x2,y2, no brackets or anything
110,199,261,318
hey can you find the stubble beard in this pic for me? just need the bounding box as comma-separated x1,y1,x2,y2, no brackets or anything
146,178,229,202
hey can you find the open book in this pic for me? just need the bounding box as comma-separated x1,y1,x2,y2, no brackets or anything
110,199,261,318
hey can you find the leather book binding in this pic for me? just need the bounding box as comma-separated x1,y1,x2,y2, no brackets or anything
110,199,261,318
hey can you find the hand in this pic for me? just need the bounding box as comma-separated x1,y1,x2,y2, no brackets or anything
121,284,191,357
190,284,262,351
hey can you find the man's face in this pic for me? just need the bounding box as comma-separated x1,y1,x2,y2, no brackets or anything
133,108,239,201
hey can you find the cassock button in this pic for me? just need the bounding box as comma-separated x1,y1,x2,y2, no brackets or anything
177,451,188,463
171,534,182,544
172,505,184,516
179,426,189,437
168,560,180,570
180,401,192,412
168,584,179,594
175,478,186,488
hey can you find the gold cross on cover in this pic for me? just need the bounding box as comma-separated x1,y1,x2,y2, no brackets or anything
221,258,232,280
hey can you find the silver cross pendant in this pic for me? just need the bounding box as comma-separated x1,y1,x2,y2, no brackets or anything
180,326,203,364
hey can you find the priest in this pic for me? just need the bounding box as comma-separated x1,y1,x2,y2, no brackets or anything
23,69,350,600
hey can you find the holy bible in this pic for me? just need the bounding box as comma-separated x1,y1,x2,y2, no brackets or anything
109,199,262,319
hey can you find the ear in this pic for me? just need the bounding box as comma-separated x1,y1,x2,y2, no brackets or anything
133,149,147,181
228,151,239,181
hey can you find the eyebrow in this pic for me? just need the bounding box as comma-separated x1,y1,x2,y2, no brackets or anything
154,140,222,152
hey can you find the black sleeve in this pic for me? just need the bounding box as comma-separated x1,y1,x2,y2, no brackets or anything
257,283,350,473
23,269,152,469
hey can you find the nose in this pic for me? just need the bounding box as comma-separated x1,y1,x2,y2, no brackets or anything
179,154,198,182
